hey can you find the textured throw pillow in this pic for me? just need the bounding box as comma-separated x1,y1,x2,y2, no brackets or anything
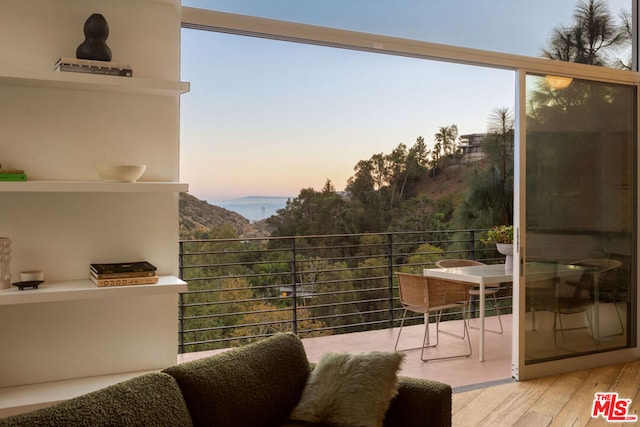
288,351,405,427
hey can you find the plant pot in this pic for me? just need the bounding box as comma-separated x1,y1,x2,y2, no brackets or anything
496,243,514,273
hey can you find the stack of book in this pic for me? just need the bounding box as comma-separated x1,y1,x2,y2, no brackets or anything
0,168,26,181
90,261,158,287
54,57,133,77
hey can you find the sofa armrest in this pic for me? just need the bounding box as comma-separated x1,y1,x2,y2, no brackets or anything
0,373,193,427
383,376,452,427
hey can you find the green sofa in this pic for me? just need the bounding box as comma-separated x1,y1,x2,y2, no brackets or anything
0,333,451,427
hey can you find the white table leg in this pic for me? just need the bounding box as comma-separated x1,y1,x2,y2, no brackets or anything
424,313,430,345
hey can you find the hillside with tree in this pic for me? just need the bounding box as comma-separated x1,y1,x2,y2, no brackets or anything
179,193,271,239
179,112,511,241
179,155,478,240
266,108,513,240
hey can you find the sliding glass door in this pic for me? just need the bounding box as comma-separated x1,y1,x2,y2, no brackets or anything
515,72,637,379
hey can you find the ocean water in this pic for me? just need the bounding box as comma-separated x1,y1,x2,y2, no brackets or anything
214,196,291,222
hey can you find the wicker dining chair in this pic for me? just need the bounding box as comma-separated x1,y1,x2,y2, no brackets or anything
567,259,623,329
394,272,471,361
435,259,503,334
560,259,624,345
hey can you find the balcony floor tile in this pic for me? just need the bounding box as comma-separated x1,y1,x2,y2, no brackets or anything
178,314,512,391
301,315,512,391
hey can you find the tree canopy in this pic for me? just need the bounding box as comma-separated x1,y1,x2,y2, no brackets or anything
541,0,630,69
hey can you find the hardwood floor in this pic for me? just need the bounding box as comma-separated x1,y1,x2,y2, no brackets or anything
452,360,640,426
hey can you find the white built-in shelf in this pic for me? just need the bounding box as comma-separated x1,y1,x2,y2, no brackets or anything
0,180,189,193
0,276,187,306
0,67,190,96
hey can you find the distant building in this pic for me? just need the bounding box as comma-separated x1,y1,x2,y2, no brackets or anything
458,133,487,163
279,285,314,305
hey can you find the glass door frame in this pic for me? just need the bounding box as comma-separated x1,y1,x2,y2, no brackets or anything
182,5,640,381
512,69,640,381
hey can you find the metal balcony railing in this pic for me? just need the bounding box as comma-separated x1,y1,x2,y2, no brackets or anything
177,229,512,353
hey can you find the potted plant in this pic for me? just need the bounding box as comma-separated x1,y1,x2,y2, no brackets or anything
481,225,513,245
481,225,514,272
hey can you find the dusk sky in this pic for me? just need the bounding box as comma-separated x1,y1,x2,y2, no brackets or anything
179,0,629,203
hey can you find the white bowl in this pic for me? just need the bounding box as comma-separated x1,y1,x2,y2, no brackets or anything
96,164,146,182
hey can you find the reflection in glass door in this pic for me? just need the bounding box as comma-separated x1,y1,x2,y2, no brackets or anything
523,74,636,365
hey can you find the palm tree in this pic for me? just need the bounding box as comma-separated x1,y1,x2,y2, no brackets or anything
434,124,459,157
611,9,632,70
432,124,459,177
541,0,627,68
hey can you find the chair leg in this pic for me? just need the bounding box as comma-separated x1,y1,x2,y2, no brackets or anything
584,307,599,348
613,302,625,335
422,312,438,349
602,299,625,336
395,310,435,353
439,307,468,340
468,293,503,334
421,306,472,362
393,309,408,352
554,308,599,352
555,312,568,350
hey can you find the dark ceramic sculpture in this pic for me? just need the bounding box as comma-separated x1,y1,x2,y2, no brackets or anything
76,13,112,61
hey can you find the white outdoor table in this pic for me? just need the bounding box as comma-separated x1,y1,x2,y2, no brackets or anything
423,264,511,362
423,262,586,361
